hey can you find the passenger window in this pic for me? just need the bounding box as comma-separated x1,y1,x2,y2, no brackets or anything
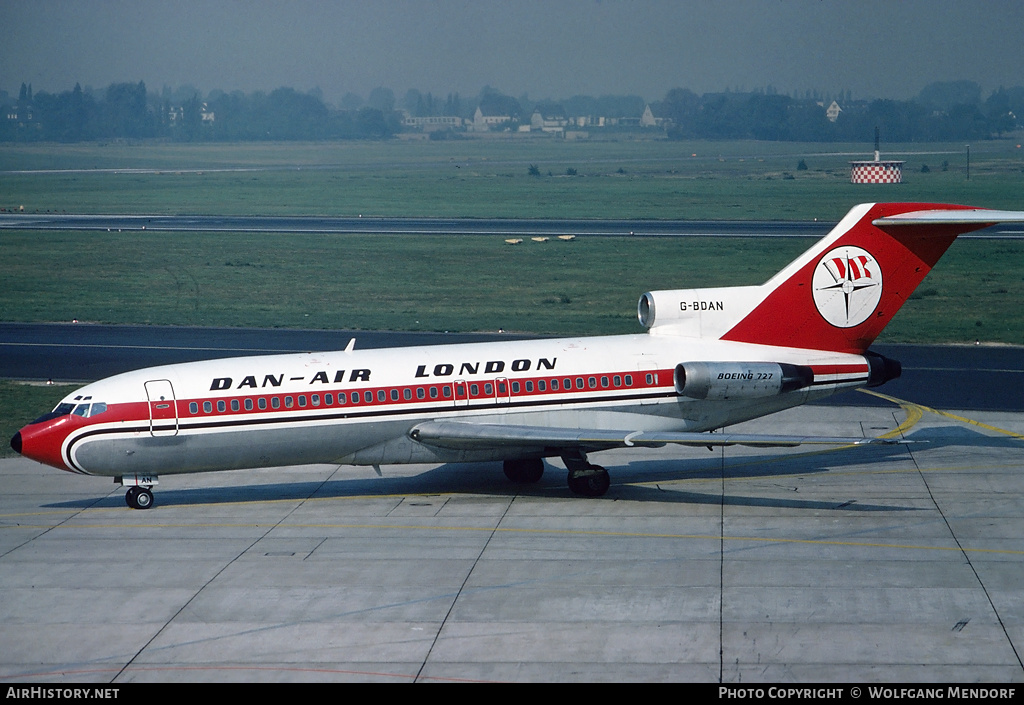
430,387,438,399
258,398,267,410
538,380,546,391
325,393,333,405
391,389,399,401
417,388,425,399
525,381,533,392
204,401,213,413
311,394,320,407
404,388,412,400
217,400,226,412
244,398,253,411
601,376,609,388
231,399,240,411
551,379,559,391
613,375,622,387
470,384,479,396
272,397,280,409
576,378,584,389
511,381,520,393
365,391,373,403
484,383,493,395
285,396,293,408
442,387,451,398
646,373,654,385
190,402,199,414
298,395,307,407
378,390,386,402
625,375,633,386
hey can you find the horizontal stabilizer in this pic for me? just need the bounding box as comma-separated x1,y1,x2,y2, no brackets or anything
873,208,1024,226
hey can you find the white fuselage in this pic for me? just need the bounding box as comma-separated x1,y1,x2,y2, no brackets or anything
51,333,870,478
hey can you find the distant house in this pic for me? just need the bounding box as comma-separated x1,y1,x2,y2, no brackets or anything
168,102,215,126
473,105,513,131
825,100,842,123
7,84,34,125
530,107,568,133
639,103,671,128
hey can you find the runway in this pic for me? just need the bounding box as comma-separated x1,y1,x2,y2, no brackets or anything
1,399,1023,682
2,212,1022,238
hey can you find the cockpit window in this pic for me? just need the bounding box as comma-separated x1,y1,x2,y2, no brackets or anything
30,401,108,425
73,402,108,418
29,403,76,425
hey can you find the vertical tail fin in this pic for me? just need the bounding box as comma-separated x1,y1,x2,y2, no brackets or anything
722,203,1023,353
640,203,1024,354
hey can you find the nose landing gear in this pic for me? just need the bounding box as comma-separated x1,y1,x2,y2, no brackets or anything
118,476,158,510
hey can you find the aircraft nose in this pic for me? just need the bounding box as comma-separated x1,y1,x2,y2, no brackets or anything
10,431,22,455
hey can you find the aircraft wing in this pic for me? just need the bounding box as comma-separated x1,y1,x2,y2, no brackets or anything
409,420,901,452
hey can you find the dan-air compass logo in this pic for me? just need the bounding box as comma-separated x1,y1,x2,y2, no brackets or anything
812,246,883,328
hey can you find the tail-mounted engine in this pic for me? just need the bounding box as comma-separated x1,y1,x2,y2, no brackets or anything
864,351,902,388
674,361,814,400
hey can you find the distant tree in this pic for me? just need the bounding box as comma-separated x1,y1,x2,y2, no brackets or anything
105,81,151,137
444,92,462,118
340,92,363,111
367,87,395,113
918,80,982,112
662,88,700,138
180,93,203,141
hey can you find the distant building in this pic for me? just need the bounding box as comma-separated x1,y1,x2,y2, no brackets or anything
530,108,568,134
825,100,842,123
403,115,463,132
473,105,513,131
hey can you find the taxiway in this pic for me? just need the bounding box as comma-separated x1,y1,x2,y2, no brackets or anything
1,399,1022,682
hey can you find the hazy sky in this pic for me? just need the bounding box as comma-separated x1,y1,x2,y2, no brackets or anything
3,0,1023,104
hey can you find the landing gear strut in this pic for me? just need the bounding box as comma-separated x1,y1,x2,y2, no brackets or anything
562,452,611,497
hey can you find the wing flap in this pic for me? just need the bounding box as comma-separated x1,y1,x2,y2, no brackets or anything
409,420,900,452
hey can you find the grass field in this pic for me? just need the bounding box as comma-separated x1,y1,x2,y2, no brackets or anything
2,138,1022,340
3,229,1022,343
3,138,1023,220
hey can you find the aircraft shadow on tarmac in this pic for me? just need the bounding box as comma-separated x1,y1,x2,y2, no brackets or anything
42,425,1014,512
41,441,932,513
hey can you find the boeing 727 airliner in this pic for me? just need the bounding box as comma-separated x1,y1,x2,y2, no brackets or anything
11,203,1024,508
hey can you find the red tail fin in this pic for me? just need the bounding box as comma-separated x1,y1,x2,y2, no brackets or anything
720,203,1018,354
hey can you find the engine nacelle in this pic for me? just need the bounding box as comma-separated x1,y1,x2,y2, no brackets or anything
864,351,902,388
638,285,761,338
674,361,814,400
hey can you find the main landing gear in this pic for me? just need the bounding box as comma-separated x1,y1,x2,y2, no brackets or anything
563,451,611,497
503,454,612,497
118,476,158,510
